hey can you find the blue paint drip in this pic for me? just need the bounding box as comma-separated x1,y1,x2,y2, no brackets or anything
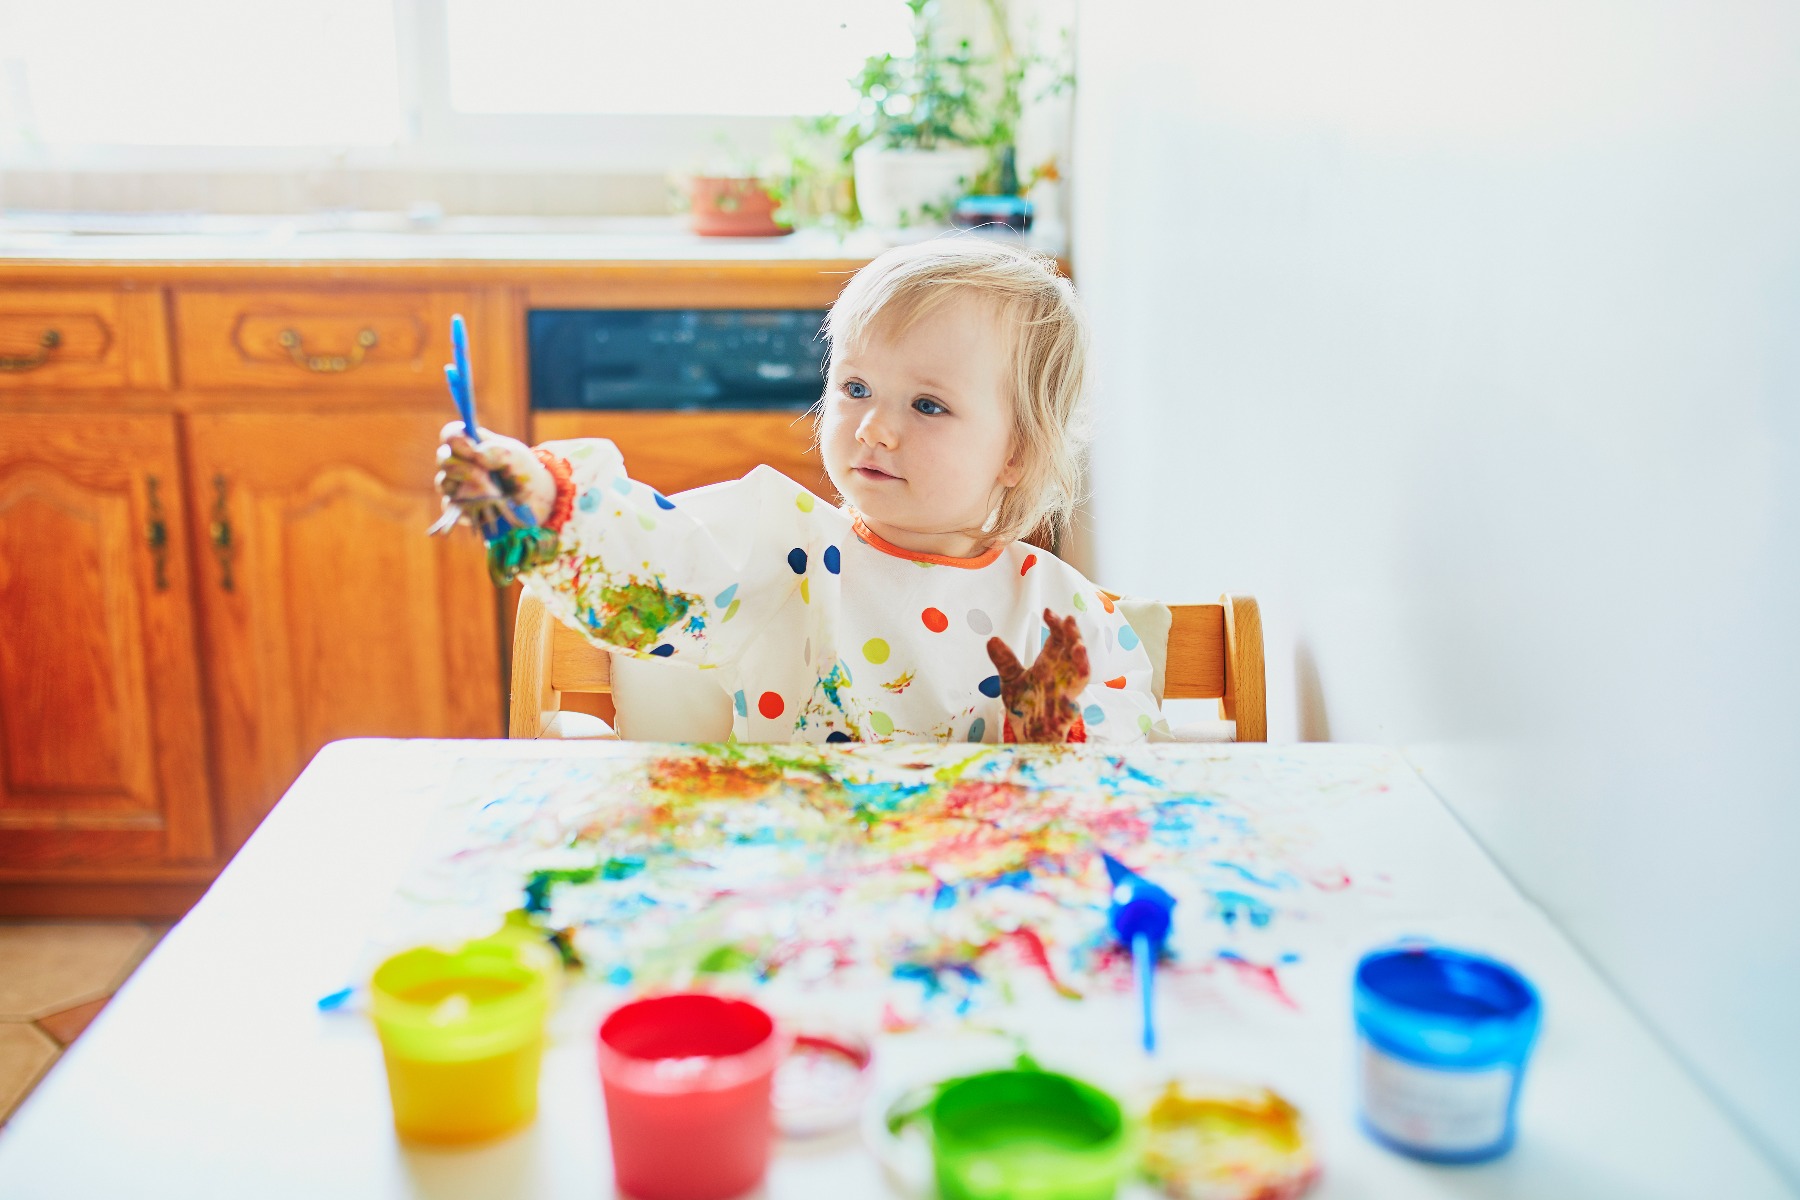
1213,860,1298,890
1212,889,1275,928
316,986,356,1012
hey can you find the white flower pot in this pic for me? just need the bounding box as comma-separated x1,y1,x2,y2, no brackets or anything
852,144,989,228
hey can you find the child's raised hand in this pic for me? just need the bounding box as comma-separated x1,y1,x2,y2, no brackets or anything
986,608,1092,742
433,422,556,533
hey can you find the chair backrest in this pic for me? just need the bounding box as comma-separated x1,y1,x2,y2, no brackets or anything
509,592,1266,742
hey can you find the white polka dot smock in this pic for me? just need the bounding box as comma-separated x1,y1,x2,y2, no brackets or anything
527,438,1162,745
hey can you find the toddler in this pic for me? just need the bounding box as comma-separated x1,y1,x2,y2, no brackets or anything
437,239,1160,744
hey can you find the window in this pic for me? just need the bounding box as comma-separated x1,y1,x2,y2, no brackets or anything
445,0,910,118
0,0,913,170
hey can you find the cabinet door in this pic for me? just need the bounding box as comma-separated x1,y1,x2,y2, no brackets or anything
186,411,499,848
0,413,212,868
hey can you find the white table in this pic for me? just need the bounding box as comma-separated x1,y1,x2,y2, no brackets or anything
0,740,1789,1200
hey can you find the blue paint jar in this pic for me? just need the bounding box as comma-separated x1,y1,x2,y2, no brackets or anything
1353,945,1541,1163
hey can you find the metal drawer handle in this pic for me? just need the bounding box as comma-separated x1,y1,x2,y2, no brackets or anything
0,329,61,371
145,475,170,591
210,473,236,592
278,326,377,373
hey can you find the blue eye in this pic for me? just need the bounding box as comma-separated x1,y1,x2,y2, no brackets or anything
913,397,947,416
844,380,871,399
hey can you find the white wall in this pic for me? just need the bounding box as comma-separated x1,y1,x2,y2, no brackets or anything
1073,0,1800,1184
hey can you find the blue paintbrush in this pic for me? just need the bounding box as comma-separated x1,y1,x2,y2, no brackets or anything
440,314,558,583
1104,852,1177,1054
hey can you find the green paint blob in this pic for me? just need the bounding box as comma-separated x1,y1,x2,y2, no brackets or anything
864,638,890,664
697,944,758,974
870,711,895,736
1072,592,1088,612
589,576,700,651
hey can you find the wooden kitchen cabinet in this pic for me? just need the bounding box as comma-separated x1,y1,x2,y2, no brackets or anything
533,410,832,497
185,409,501,850
0,414,214,877
0,255,864,915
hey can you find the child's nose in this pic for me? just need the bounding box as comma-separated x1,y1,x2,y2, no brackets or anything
856,406,898,449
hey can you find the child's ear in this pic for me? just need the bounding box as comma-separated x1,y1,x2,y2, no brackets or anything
999,445,1024,489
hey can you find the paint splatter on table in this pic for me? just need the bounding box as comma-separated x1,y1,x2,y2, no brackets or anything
385,743,1404,1027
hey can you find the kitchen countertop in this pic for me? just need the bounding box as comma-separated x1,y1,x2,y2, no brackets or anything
0,213,1067,267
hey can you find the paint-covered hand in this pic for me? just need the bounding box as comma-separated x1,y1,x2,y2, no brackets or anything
987,609,1091,743
434,422,555,532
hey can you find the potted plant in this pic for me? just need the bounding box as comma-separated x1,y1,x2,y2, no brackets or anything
683,175,791,238
760,0,1072,232
844,0,989,228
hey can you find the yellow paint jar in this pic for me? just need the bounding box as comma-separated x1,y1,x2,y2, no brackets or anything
370,946,548,1145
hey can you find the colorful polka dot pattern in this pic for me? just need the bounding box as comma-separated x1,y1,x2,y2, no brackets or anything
553,455,1160,745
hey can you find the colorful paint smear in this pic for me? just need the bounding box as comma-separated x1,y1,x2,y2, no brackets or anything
397,744,1374,1022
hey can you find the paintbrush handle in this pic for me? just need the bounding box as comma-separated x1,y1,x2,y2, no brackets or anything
451,313,474,415
1134,932,1156,1054
445,364,479,440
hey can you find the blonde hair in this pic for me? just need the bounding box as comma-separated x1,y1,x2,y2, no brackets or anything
820,237,1091,546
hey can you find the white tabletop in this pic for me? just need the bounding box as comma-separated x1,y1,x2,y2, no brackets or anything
0,740,1788,1200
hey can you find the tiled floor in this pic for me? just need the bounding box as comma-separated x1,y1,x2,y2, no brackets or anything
0,921,169,1126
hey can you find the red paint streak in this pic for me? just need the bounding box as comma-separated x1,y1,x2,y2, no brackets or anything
939,780,1030,821
1020,553,1038,575
1217,952,1300,1010
998,927,1083,1000
1310,869,1353,891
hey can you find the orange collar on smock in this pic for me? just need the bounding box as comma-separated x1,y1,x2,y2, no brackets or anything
850,517,1004,569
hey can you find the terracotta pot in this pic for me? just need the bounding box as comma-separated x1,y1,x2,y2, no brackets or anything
687,177,791,238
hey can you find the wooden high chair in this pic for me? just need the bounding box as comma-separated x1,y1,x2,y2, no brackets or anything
509,592,1266,743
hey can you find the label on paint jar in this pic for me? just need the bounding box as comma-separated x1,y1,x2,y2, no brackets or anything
1359,1039,1514,1153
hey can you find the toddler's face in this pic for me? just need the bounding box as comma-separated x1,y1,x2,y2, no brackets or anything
820,293,1020,557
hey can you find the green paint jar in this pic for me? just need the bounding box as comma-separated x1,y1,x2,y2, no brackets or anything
891,1062,1134,1200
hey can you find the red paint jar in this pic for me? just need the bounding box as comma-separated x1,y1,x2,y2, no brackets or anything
597,993,786,1200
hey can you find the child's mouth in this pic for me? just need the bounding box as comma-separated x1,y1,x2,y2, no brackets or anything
854,465,902,483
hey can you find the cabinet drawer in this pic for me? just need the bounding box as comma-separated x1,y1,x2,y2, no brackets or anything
0,288,170,391
533,410,831,497
176,290,475,391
